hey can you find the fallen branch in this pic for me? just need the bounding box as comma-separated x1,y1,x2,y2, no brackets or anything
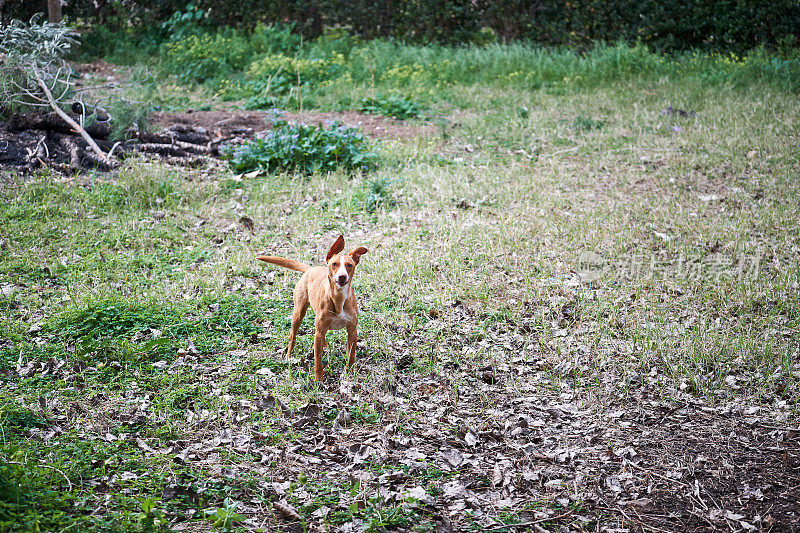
33,64,110,164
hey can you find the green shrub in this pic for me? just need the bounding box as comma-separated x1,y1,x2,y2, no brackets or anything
247,53,340,85
572,116,606,132
353,95,423,119
247,23,303,56
159,23,306,84
52,0,800,52
352,176,398,213
161,30,253,83
223,116,377,175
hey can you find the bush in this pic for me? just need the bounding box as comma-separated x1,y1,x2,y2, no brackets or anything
247,53,342,85
353,95,423,119
0,16,77,117
160,23,304,84
161,30,253,83
352,176,397,213
223,115,377,175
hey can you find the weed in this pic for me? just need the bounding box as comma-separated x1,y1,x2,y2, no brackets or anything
0,401,49,431
223,117,377,175
572,115,606,132
352,94,424,119
103,96,151,141
205,498,245,532
352,176,398,213
348,402,384,424
136,498,168,532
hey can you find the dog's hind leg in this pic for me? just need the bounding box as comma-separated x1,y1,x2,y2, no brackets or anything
345,324,357,371
313,327,326,381
287,300,308,359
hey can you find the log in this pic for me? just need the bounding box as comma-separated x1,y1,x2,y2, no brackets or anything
7,112,111,139
134,143,194,158
56,134,81,168
135,130,210,145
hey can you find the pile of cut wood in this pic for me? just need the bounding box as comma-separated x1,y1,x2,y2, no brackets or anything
0,111,223,173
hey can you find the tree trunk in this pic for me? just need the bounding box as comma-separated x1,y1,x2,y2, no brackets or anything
47,0,62,23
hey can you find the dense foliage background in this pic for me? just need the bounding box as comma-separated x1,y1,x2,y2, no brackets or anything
3,0,798,52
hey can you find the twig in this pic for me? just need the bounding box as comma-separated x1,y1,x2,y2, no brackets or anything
753,423,800,433
628,460,689,487
482,511,572,531
32,64,110,164
107,141,122,159
542,147,579,159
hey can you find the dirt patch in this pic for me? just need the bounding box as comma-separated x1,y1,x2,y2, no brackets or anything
150,109,434,140
72,60,125,82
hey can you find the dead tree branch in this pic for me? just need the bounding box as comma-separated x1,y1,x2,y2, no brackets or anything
32,64,110,164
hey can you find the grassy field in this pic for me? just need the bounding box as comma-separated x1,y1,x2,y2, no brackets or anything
1,34,799,531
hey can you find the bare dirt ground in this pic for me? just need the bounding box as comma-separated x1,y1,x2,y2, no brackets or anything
150,109,435,141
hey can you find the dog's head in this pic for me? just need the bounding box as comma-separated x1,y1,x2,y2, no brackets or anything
326,235,367,288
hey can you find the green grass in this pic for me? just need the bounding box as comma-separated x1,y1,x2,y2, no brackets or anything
70,25,800,117
2,30,799,531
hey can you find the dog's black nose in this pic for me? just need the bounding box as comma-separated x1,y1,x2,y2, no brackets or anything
338,274,347,284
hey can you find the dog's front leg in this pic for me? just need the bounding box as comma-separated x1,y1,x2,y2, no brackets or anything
346,324,357,371
313,328,326,381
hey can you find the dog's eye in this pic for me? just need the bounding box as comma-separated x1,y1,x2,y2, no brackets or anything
332,262,339,267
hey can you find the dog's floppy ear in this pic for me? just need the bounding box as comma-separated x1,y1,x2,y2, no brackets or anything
326,235,345,261
350,247,368,265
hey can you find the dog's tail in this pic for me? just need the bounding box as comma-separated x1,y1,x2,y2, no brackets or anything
257,256,310,273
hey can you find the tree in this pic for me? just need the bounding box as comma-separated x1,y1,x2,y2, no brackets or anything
47,0,61,23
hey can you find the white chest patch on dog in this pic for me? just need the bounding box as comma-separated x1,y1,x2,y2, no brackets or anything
329,310,353,330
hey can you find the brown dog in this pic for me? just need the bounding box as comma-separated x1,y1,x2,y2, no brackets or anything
257,235,367,381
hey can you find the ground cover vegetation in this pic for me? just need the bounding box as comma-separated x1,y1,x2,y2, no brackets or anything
1,3,799,532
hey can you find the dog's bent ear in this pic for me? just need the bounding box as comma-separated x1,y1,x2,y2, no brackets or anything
350,247,368,264
327,235,345,261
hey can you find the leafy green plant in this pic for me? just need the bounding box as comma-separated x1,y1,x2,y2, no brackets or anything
348,402,384,424
353,94,423,119
352,176,398,213
136,498,167,532
161,3,210,42
572,115,606,132
205,498,245,532
241,77,293,108
161,30,253,84
223,116,377,175
363,498,420,532
0,402,49,431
